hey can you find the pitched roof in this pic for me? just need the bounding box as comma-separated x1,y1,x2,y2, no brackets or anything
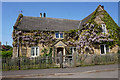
79,5,104,28
51,40,68,47
79,12,94,28
16,16,81,31
14,5,104,31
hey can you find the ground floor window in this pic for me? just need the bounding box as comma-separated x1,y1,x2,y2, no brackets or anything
100,44,109,54
70,47,76,54
31,47,39,57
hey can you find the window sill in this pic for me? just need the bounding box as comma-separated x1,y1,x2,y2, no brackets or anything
30,56,39,58
56,38,64,39
100,53,106,55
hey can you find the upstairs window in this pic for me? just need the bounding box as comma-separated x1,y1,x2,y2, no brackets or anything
31,47,39,57
55,32,64,39
101,24,107,34
55,32,59,38
60,33,63,38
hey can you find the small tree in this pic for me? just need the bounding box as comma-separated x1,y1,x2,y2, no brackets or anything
41,48,48,57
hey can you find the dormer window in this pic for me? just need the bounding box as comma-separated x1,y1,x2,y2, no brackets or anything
55,32,64,39
101,24,107,34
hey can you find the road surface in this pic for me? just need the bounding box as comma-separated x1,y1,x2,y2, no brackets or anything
2,64,119,78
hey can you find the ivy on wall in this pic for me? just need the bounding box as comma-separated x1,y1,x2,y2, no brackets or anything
101,10,120,46
76,6,120,54
13,30,57,47
12,6,120,55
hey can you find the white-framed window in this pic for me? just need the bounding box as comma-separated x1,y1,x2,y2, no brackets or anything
31,46,39,57
101,24,107,34
55,32,64,39
100,44,109,55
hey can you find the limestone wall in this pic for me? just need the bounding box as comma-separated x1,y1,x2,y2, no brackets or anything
93,45,119,55
93,45,101,55
13,47,17,57
26,47,31,57
110,45,119,54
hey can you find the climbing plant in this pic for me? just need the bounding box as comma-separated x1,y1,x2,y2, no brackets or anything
12,7,120,55
41,48,48,57
76,6,120,54
101,10,120,46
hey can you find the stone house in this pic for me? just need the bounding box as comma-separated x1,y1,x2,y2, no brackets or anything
12,5,120,58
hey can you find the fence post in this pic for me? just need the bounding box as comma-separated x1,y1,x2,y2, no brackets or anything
118,54,120,64
7,57,9,70
18,57,21,70
72,51,77,67
58,51,63,68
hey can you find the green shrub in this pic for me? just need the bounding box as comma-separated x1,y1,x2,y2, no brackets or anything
118,50,120,54
48,48,52,57
2,50,12,57
41,48,48,57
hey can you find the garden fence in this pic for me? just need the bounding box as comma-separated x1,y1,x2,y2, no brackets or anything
2,57,59,71
2,53,119,71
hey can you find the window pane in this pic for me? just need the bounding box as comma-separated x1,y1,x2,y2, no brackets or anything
36,47,38,56
74,47,76,51
31,48,34,56
103,27,105,33
103,24,105,27
60,33,63,38
101,45,104,54
106,45,109,53
56,33,59,38
102,24,106,33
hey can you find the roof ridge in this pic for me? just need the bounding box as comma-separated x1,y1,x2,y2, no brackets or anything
23,16,81,21
81,4,105,22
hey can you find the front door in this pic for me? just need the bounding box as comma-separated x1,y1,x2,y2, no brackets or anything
57,47,63,64
57,47,63,56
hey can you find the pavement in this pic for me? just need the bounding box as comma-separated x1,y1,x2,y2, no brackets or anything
30,69,119,78
2,64,119,78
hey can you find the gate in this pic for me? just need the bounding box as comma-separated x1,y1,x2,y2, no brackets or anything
63,55,73,68
57,51,78,68
56,51,73,68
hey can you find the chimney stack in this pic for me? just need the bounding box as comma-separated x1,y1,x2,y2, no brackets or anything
43,13,46,17
40,13,42,17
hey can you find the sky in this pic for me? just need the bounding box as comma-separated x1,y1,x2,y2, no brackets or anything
2,2,119,46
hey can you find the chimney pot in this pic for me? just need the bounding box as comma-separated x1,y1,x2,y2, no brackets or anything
43,13,46,17
40,13,42,17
